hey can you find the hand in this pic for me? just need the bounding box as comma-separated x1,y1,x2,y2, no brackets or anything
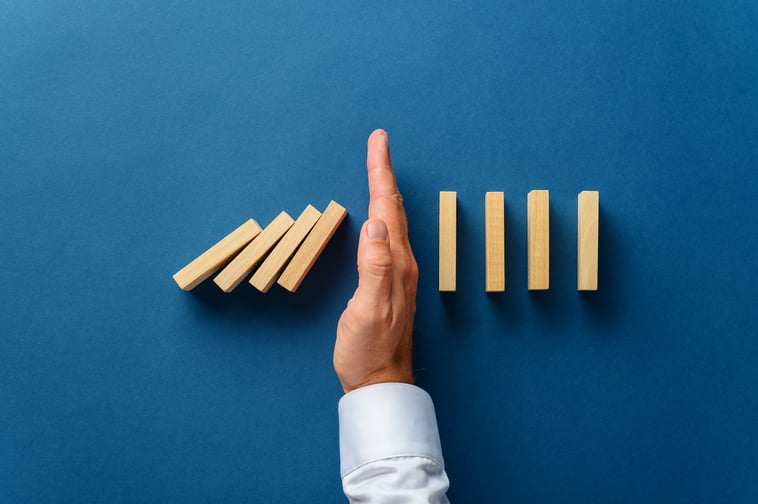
334,130,419,393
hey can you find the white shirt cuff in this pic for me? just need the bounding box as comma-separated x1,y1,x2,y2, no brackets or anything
338,382,445,477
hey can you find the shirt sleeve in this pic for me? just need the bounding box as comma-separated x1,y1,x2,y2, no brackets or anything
338,382,450,503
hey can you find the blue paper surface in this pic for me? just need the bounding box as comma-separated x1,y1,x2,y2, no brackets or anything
2,1,757,502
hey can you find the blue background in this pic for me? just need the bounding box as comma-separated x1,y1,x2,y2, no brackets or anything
2,1,757,502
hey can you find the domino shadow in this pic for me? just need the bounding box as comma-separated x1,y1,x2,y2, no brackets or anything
580,202,622,327
486,197,524,329
529,198,572,325
188,216,356,323
439,198,476,330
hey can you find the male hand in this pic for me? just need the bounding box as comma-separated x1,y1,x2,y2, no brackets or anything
334,130,419,393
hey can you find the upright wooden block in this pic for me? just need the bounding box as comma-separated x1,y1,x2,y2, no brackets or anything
249,205,322,293
578,191,599,291
528,190,550,290
277,200,348,292
439,191,457,292
172,219,262,291
213,212,295,292
485,192,505,292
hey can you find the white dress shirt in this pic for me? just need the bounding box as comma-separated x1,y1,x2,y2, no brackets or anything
338,383,450,503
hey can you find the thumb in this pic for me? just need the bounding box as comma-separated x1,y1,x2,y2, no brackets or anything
355,219,393,304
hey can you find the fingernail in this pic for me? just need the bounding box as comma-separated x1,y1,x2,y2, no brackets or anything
367,220,388,241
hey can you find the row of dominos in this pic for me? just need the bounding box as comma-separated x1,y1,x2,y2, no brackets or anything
173,201,348,293
438,190,600,292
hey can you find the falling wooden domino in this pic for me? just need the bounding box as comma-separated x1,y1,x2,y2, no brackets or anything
213,211,295,292
277,200,348,292
249,204,322,293
439,191,457,292
578,191,599,291
485,192,505,292
172,219,262,291
528,190,549,290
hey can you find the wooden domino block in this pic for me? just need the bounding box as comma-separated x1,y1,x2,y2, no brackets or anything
277,200,348,292
172,219,262,291
485,192,505,292
528,190,549,290
249,204,322,293
213,212,295,292
439,191,457,292
578,191,599,291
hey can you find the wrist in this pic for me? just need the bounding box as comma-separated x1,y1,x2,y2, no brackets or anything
340,371,415,394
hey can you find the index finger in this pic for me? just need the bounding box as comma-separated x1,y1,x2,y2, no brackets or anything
366,129,410,243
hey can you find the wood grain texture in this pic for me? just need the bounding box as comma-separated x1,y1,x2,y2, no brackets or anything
213,212,295,292
249,204,322,293
528,190,550,290
578,191,599,291
439,191,457,292
485,191,505,292
172,219,262,291
277,200,347,292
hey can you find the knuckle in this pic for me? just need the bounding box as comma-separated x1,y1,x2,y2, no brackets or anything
399,256,418,285
409,259,419,280
361,259,393,278
378,191,405,209
349,295,394,330
373,303,393,326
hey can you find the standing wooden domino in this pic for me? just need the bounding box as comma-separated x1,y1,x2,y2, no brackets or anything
485,192,505,292
439,191,457,292
528,190,550,290
213,211,295,292
172,219,262,291
249,204,322,293
578,191,599,291
277,200,348,292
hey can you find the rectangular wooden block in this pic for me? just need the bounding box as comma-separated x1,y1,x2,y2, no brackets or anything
249,204,322,293
213,211,295,292
578,190,599,291
528,190,550,290
172,219,262,291
277,200,348,292
439,191,457,292
485,191,505,292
